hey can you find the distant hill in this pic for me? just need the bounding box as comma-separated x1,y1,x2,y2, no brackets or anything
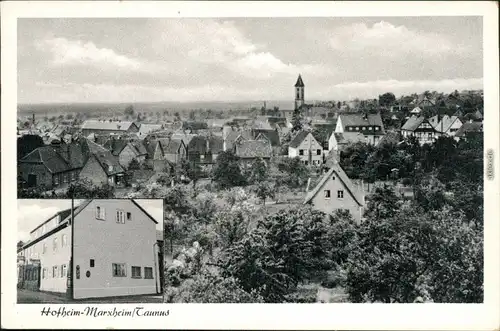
17,100,297,116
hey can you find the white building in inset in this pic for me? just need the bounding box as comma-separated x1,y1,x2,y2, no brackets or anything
18,199,162,299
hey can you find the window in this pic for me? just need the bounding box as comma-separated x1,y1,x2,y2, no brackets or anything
200,154,205,160
61,264,67,278
126,212,132,221
62,234,67,247
304,161,308,165
368,127,372,130
54,175,59,186
116,210,125,224
337,190,344,199
355,127,359,131
131,266,142,278
324,190,331,199
90,259,95,268
96,206,106,220
42,268,47,279
348,127,353,131
362,126,366,130
332,175,336,180
112,263,126,277
53,237,58,252
144,267,154,279
299,149,304,156
53,265,58,278
316,149,321,155
375,127,380,131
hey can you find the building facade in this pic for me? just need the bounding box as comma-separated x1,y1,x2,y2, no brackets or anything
18,199,162,299
288,131,324,166
335,113,386,146
304,161,365,224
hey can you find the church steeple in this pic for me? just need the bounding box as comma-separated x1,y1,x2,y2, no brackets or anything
294,74,305,110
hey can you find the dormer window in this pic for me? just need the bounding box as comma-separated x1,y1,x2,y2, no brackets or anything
355,127,359,131
375,127,380,131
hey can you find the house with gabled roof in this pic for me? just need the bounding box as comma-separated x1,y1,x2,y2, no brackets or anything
151,138,187,172
335,112,385,145
288,130,324,166
78,139,126,187
81,120,139,136
17,199,162,299
103,138,148,169
400,115,441,145
304,159,365,224
435,115,463,136
234,139,273,168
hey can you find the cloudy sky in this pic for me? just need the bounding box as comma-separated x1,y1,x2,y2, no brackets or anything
17,199,164,242
17,17,483,104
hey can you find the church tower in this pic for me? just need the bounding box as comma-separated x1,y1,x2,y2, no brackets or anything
294,74,305,110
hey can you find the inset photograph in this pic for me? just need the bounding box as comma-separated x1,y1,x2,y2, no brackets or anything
17,199,164,303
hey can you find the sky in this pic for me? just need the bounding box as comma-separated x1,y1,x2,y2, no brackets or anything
17,17,483,104
17,199,164,242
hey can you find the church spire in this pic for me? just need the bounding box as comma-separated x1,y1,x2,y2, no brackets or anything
294,74,304,87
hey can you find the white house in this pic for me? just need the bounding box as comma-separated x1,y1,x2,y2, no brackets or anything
436,115,463,136
304,159,365,224
335,113,385,146
288,130,324,166
401,116,441,145
18,199,161,299
328,132,365,156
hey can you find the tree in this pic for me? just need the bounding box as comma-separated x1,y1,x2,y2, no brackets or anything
217,207,333,302
276,157,309,188
345,207,483,303
17,134,45,159
65,179,115,198
291,109,303,132
247,158,268,184
211,151,246,189
364,185,401,221
165,269,264,303
128,158,141,171
124,105,135,116
253,182,275,205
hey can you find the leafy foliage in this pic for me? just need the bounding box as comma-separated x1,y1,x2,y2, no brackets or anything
17,134,44,159
211,151,246,189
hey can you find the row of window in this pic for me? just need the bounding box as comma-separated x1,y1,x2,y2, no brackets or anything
347,126,381,132
299,149,322,156
324,189,344,199
96,206,132,224
26,234,68,258
302,160,322,166
112,263,154,279
42,264,68,279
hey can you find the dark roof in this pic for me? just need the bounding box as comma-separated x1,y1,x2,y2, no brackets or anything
129,140,148,156
86,140,125,175
338,113,385,132
294,74,305,87
253,129,280,146
304,159,364,206
455,122,483,137
157,138,183,155
401,116,425,131
235,140,272,159
103,139,128,156
289,130,311,148
182,121,209,131
20,146,80,174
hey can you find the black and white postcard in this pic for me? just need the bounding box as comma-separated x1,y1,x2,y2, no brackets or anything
2,1,499,330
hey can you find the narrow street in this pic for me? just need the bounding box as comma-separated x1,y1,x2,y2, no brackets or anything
17,289,163,304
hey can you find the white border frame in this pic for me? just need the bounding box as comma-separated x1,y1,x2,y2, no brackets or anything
2,1,499,330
